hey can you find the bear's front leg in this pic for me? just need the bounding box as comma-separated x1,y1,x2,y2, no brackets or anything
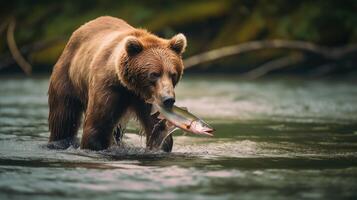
81,88,129,150
133,101,173,152
148,118,173,152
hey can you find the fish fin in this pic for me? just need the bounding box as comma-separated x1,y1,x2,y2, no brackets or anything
180,107,188,111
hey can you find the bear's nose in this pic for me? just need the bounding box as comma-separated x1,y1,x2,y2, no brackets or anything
162,97,175,108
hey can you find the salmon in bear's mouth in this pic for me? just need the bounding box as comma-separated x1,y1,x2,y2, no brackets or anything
151,104,215,137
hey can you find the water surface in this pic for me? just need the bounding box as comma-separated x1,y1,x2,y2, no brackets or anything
0,75,357,200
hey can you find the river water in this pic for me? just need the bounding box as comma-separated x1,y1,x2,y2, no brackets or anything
0,75,357,200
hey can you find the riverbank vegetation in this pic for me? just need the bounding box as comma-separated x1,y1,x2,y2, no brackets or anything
0,0,356,77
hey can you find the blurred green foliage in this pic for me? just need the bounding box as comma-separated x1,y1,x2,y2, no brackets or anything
0,0,356,74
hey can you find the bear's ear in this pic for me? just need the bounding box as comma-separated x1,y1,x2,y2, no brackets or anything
169,33,187,55
125,36,143,56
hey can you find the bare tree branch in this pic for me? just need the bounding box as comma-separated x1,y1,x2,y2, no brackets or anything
6,17,32,75
241,54,305,80
0,18,9,36
0,37,65,70
183,40,357,69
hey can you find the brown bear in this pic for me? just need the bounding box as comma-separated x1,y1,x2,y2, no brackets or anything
48,16,186,152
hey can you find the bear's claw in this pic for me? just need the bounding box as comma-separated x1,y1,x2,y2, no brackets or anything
113,124,125,145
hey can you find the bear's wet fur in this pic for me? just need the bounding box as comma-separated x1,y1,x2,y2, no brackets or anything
48,16,186,151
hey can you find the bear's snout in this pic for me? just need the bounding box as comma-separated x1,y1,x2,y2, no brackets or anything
162,96,175,108
154,75,176,108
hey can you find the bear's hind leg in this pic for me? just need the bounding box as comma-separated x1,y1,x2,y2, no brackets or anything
48,84,83,149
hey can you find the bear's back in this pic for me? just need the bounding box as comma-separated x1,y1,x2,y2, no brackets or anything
53,17,134,99
57,16,134,65
69,16,134,47
74,16,133,38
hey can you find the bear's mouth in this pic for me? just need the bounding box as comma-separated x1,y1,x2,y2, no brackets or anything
150,103,159,115
145,96,156,105
145,94,162,107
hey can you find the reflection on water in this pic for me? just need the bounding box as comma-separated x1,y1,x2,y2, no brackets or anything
0,75,357,200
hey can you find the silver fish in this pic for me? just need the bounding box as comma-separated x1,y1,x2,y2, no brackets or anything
153,104,214,136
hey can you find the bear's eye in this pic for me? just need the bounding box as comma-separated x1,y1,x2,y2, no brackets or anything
149,72,161,83
171,73,178,84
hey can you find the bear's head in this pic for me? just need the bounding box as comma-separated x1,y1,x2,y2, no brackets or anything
118,31,187,108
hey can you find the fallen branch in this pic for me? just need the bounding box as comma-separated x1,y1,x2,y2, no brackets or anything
0,37,64,71
241,54,305,79
6,17,32,75
0,18,9,36
183,40,357,69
